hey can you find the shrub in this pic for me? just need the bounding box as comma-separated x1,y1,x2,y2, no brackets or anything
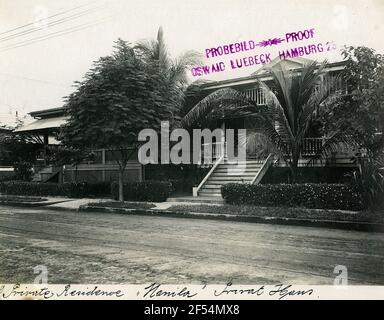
0,181,111,198
13,161,33,181
111,181,172,202
221,183,366,211
0,173,15,182
350,156,384,210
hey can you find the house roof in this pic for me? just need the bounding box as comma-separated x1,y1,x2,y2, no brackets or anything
0,127,10,133
14,116,68,133
251,56,315,75
29,107,66,119
18,59,347,132
195,60,346,91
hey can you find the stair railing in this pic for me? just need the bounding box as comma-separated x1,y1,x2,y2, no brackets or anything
251,153,273,184
193,154,224,197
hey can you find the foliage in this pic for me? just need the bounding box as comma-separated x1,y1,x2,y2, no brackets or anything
0,181,111,198
221,183,365,211
61,39,171,200
13,161,33,181
46,146,92,166
46,146,95,182
61,39,170,152
0,131,40,166
144,163,210,193
110,181,172,202
320,46,384,209
182,61,346,182
262,166,355,184
62,31,200,200
135,27,202,123
323,46,384,158
351,155,384,210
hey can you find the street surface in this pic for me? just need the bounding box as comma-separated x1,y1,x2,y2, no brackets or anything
0,206,383,284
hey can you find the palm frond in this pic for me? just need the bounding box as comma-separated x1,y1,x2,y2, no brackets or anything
181,88,256,128
257,80,295,143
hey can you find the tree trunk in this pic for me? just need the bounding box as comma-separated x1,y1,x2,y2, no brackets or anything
290,164,298,183
290,150,299,184
75,164,78,183
118,167,124,202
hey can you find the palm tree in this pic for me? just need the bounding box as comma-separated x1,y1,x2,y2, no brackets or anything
135,27,202,124
182,61,354,182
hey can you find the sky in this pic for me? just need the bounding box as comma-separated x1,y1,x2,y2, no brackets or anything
0,0,383,116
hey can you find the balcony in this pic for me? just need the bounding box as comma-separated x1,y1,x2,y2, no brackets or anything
243,87,266,105
302,137,325,156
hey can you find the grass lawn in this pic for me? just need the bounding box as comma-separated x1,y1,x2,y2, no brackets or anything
86,201,155,210
167,204,384,223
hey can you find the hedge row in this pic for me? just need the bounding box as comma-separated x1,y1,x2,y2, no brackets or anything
221,183,366,211
111,181,172,202
0,181,110,198
0,180,173,201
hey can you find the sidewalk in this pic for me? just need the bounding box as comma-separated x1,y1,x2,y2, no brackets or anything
1,195,383,233
45,198,114,211
31,197,222,211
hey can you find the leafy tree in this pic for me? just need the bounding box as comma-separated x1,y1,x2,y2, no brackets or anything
46,146,93,182
135,27,201,124
324,46,384,158
320,46,384,209
352,155,384,210
61,37,198,200
182,61,343,182
0,128,40,181
12,160,33,181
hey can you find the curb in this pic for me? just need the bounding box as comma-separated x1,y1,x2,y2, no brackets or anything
0,199,73,208
79,205,384,233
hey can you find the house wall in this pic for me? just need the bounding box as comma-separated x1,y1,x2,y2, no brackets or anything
63,162,143,183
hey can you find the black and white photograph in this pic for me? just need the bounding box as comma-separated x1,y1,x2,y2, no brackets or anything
0,0,384,305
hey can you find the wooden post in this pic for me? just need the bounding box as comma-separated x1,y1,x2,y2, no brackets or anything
43,132,49,166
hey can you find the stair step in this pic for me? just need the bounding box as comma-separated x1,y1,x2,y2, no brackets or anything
213,170,257,174
219,164,262,169
222,161,263,164
201,184,222,189
210,174,256,178
208,180,251,185
212,171,256,176
199,192,222,197
209,176,253,180
215,168,260,172
209,181,252,185
204,182,239,186
200,187,222,192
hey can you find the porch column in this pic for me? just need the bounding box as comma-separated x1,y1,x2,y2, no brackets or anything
220,121,226,158
43,132,49,166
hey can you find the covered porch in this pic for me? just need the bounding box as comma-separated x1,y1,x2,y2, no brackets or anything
199,117,335,165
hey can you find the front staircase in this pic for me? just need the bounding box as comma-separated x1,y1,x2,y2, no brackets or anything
32,165,62,182
195,154,273,197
